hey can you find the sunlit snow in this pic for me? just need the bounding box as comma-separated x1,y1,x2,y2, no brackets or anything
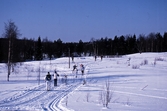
0,53,167,111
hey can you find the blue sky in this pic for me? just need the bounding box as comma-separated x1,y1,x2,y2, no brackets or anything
0,0,167,42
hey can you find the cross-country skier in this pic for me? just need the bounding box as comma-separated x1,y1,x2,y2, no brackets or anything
75,69,78,78
80,64,85,75
53,70,59,86
80,64,86,85
45,72,52,91
73,64,77,71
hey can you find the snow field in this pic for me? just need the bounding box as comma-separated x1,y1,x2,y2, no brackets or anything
60,53,167,111
0,52,167,111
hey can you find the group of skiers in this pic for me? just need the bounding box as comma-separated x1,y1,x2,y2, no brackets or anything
44,64,85,91
44,70,59,91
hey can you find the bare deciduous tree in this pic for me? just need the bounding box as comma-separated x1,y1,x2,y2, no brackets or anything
3,20,21,81
137,34,145,54
99,79,113,107
90,38,98,59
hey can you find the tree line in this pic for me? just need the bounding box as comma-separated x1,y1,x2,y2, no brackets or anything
0,21,167,63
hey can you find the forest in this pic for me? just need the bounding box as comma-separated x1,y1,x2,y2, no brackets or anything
0,21,167,63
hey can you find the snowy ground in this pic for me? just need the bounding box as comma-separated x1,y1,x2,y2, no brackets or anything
0,53,167,111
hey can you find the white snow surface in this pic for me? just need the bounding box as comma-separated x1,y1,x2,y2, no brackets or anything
0,52,167,111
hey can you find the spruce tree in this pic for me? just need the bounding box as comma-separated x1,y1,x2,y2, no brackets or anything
36,37,43,60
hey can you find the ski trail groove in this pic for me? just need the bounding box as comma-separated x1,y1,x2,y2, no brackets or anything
114,90,167,100
47,59,94,111
0,84,46,109
0,84,45,105
48,83,81,111
0,59,94,110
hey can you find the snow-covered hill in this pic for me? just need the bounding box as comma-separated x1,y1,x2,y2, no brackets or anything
0,53,167,111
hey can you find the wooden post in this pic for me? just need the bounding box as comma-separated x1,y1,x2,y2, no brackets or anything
69,48,70,68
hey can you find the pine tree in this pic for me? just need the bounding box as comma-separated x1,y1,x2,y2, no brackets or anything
35,37,43,60
77,40,84,56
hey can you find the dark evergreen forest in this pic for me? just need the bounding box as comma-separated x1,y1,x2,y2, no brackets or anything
1,32,167,63
0,21,167,63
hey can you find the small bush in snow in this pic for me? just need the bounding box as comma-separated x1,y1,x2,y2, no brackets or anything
152,57,164,66
65,96,68,106
127,57,131,66
25,65,32,80
132,65,140,69
99,79,113,107
143,59,148,65
125,97,131,106
152,60,156,66
86,92,91,102
155,57,164,61
140,59,148,65
31,67,34,72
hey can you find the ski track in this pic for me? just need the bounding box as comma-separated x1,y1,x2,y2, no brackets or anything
47,83,81,111
0,84,45,104
0,84,46,109
0,82,82,110
114,90,167,100
0,59,95,111
47,61,94,111
47,79,97,111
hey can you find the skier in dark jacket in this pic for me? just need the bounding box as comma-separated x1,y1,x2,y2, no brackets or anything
80,64,85,75
45,72,52,91
73,64,77,71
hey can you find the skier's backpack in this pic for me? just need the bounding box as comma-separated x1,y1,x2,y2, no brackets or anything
46,74,51,81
